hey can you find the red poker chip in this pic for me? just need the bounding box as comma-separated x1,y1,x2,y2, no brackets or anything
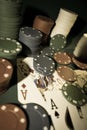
57,66,76,81
54,52,71,65
0,58,13,84
0,104,27,130
0,58,13,94
72,57,87,70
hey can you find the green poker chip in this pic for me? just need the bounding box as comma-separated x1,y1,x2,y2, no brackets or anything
0,37,22,61
62,82,87,106
50,34,67,52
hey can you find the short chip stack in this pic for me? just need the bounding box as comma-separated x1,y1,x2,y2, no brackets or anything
0,0,23,39
33,15,54,45
19,26,43,55
0,58,13,94
33,54,55,76
0,37,22,64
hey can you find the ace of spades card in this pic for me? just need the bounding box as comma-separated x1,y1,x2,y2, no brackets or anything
44,88,70,130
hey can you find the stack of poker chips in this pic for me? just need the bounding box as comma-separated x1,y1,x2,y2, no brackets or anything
51,8,78,38
0,0,23,39
19,26,43,55
33,15,54,45
0,58,13,94
0,37,22,65
73,33,87,62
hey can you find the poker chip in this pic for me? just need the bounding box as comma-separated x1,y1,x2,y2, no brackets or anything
33,15,54,35
22,103,50,130
0,0,23,39
72,57,87,70
33,54,55,76
54,52,71,65
0,37,22,63
0,104,27,130
57,66,76,81
0,58,13,94
62,82,87,106
50,34,67,51
40,47,55,58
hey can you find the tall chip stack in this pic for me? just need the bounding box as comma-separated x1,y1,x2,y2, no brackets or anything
0,0,23,39
51,8,78,38
19,26,43,55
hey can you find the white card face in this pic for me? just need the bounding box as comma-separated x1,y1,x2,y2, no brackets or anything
44,89,70,130
17,75,46,107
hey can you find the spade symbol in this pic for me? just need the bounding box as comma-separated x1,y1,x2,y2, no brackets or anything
55,111,59,118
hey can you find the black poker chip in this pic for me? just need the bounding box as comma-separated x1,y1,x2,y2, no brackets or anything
40,47,55,58
62,82,87,106
33,54,55,76
22,103,51,130
50,34,67,52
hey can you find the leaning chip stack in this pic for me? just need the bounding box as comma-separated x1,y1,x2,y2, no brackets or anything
19,26,43,55
0,37,22,65
50,8,78,38
0,0,23,39
33,54,55,76
0,58,13,94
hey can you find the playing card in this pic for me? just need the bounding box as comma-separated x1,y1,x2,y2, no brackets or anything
17,75,47,107
44,88,70,130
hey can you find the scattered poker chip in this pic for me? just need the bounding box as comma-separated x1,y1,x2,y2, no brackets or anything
0,58,13,94
54,52,71,65
72,57,87,70
57,66,76,81
40,47,55,58
50,34,67,51
0,104,27,130
22,103,50,130
33,54,55,76
62,82,87,106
